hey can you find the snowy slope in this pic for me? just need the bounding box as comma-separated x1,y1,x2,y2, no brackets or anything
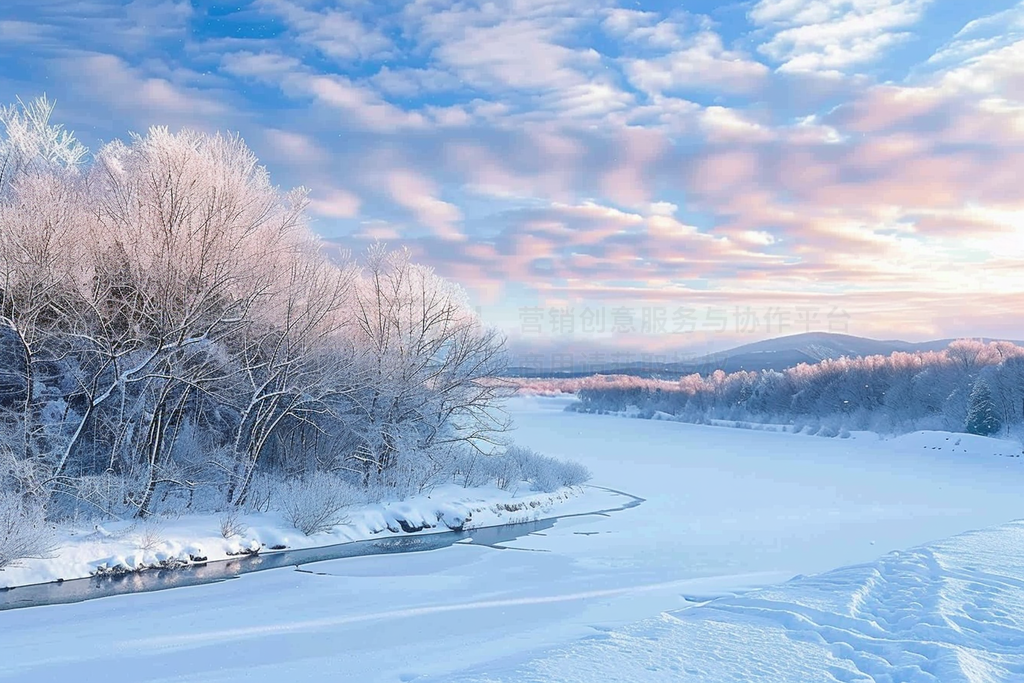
436,521,1024,682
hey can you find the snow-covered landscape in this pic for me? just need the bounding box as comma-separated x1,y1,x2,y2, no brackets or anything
4,395,1024,682
4,1,1024,680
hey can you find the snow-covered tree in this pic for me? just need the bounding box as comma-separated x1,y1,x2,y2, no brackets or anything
563,341,1024,438
965,380,1002,437
0,98,522,527
0,96,86,197
346,245,510,488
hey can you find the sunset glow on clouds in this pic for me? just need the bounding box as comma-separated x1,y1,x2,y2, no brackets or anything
2,0,1023,352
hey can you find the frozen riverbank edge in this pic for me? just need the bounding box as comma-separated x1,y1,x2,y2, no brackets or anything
1,484,636,592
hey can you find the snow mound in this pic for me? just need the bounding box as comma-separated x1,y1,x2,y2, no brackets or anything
441,521,1024,682
887,430,1022,458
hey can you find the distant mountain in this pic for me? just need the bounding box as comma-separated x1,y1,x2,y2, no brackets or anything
504,332,1024,379
723,332,918,359
724,332,1024,365
713,332,961,371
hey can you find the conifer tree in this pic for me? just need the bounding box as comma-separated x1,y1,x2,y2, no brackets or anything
965,380,1002,436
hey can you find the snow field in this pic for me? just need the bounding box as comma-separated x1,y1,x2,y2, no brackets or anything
437,521,1024,682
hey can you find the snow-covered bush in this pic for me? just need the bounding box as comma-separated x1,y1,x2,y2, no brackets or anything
219,508,248,539
363,452,442,502
243,474,276,514
528,456,569,493
50,471,142,522
133,522,166,552
453,451,490,488
0,443,37,497
280,473,360,535
483,453,522,492
555,460,592,487
506,446,591,493
0,493,56,569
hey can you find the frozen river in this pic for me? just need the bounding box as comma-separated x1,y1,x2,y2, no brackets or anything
3,395,1024,682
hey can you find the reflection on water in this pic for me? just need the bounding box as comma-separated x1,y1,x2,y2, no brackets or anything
0,487,642,612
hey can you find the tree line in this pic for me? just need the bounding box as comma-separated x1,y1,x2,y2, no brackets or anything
564,340,1024,438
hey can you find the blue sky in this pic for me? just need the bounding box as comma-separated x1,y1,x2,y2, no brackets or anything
1,0,1023,358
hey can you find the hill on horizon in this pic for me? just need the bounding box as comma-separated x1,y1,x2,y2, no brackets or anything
504,332,1024,379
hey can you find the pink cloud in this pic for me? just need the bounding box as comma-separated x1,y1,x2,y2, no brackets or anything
263,128,329,165
309,189,361,219
387,170,465,241
598,127,669,206
688,149,762,198
827,84,946,133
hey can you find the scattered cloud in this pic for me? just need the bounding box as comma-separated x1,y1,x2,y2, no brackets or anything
926,2,1024,69
625,30,769,95
62,52,229,125
388,170,465,241
309,189,362,219
0,0,1021,343
750,0,934,73
256,0,392,62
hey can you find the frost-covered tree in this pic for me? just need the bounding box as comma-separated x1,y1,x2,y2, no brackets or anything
0,113,92,497
346,245,510,488
0,95,534,542
984,357,1024,434
560,340,1024,438
0,96,86,198
965,380,1002,437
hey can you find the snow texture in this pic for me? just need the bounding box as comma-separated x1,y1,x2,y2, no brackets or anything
439,522,1024,682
